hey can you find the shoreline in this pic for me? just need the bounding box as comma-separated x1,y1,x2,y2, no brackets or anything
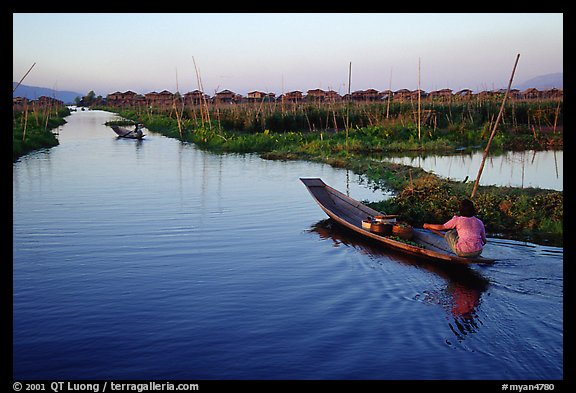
111,108,562,247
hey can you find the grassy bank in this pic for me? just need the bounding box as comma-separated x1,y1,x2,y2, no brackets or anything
104,98,563,151
109,106,563,246
13,106,70,161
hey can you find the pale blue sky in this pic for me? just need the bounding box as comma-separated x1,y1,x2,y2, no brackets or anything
13,13,563,97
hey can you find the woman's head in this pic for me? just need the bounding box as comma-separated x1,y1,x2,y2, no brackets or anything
459,198,476,217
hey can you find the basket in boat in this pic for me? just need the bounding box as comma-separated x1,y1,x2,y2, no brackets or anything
392,222,413,240
370,221,392,235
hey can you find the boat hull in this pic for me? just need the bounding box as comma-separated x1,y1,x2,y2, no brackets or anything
300,177,494,264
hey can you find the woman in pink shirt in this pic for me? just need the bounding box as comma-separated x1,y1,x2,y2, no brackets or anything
423,199,487,257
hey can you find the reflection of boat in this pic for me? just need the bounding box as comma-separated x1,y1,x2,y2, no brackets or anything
301,178,494,265
111,125,145,139
309,218,489,326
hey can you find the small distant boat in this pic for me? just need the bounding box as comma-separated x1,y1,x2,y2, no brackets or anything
111,125,145,139
300,177,495,265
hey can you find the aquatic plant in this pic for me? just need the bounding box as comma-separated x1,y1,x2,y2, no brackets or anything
12,106,69,160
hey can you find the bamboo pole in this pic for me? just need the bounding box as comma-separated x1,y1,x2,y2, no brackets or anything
386,67,392,119
22,105,29,141
43,99,52,132
192,56,207,129
417,57,421,141
174,68,184,139
198,70,211,131
281,75,285,116
13,62,36,94
173,101,183,139
33,102,39,127
553,99,560,133
346,61,351,153
470,53,520,199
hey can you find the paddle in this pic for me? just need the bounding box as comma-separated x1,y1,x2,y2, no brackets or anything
429,229,446,238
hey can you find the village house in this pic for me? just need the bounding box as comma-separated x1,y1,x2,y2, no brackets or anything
145,90,175,107
508,89,522,99
349,89,382,101
325,90,341,102
477,90,497,99
379,90,393,100
392,89,412,100
35,96,65,108
428,88,452,100
364,88,382,101
542,88,563,99
106,91,140,107
13,96,64,111
281,91,303,103
411,89,428,100
106,91,122,102
350,90,364,101
306,88,327,102
454,89,473,99
13,96,29,111
246,91,266,100
213,89,240,104
183,90,210,105
246,91,275,102
521,88,541,100
303,89,341,102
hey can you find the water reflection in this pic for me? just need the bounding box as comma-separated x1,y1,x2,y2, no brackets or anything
377,149,563,191
308,219,489,340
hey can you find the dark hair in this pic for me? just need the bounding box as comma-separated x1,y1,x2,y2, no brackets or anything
459,199,476,217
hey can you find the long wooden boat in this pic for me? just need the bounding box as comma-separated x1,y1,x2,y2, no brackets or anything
111,125,145,139
301,178,495,264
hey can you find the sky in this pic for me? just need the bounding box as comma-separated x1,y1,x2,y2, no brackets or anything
13,13,563,97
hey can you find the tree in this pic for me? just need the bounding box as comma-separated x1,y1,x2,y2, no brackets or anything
77,91,97,107
84,90,96,105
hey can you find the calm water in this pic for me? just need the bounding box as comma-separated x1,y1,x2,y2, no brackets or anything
381,149,563,191
13,110,563,380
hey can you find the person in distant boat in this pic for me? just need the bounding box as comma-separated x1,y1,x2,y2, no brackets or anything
134,123,143,138
423,198,487,257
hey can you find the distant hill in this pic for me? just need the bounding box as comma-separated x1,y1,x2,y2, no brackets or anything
12,82,84,104
513,72,563,91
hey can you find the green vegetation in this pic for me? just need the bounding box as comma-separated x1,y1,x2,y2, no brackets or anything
107,97,562,151
100,99,564,246
13,106,70,161
363,168,563,247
